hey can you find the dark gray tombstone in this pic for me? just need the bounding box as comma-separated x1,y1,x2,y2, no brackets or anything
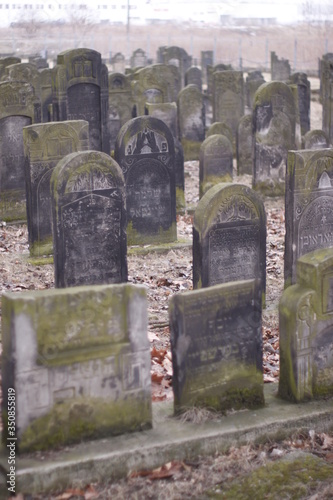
193,183,266,306
23,121,90,257
0,82,41,222
40,68,53,123
108,72,134,151
280,247,333,402
52,49,110,154
271,51,291,82
245,70,265,109
253,81,296,196
199,134,233,198
237,114,253,175
170,279,264,413
289,72,311,136
185,66,202,91
320,53,333,141
51,150,127,288
115,116,177,245
303,130,330,150
1,283,151,452
284,148,333,287
177,84,205,161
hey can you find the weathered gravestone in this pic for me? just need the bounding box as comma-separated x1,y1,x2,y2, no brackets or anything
51,151,127,288
23,120,90,257
108,72,134,151
199,134,233,198
253,81,296,196
28,55,49,70
159,46,192,87
320,53,333,141
271,51,291,82
212,70,244,146
303,130,330,150
40,68,53,123
193,183,266,306
206,121,234,147
245,70,265,110
52,49,110,154
0,82,41,222
284,148,333,287
1,283,151,452
279,247,333,402
201,50,214,85
177,84,205,161
169,279,264,413
289,72,311,136
110,52,126,73
206,64,233,96
4,62,41,97
130,48,147,68
237,114,253,175
185,66,202,91
0,56,21,79
115,116,177,245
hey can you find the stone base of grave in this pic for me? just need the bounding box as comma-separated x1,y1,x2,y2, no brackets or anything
1,384,332,497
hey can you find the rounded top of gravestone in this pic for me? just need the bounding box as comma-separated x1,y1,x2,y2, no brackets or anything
57,48,102,65
253,81,294,109
206,122,233,144
108,72,131,92
193,183,266,238
200,134,233,156
303,129,330,150
238,114,253,128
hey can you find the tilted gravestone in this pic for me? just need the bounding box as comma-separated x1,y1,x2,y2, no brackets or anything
289,72,311,137
253,81,296,196
108,72,134,151
177,84,205,161
51,150,127,288
52,49,110,154
0,82,41,222
284,148,333,287
170,279,264,413
115,116,177,245
236,114,253,175
185,66,202,91
199,134,233,198
212,70,244,147
23,120,90,257
1,283,151,452
303,130,330,150
193,183,266,306
279,247,333,402
271,51,291,82
245,70,265,110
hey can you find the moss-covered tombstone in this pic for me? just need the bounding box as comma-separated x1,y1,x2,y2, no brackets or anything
289,72,311,137
279,247,333,402
193,183,266,306
4,62,41,96
169,279,264,413
199,134,233,198
284,148,333,288
271,51,291,82
177,84,205,161
115,116,177,245
303,129,330,150
185,66,202,91
236,114,253,175
108,72,134,151
159,46,192,87
1,283,151,453
23,120,90,257
52,48,110,154
0,81,41,222
245,70,265,110
252,81,296,197
51,150,127,288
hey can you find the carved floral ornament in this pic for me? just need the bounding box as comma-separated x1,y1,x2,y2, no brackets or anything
215,194,259,224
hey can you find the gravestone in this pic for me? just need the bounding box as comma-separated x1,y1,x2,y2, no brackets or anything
28,55,49,69
284,148,333,287
199,134,233,197
108,72,134,151
271,51,291,82
0,82,41,222
177,84,205,161
52,49,110,154
4,62,41,96
303,130,330,150
212,70,244,146
130,48,147,68
320,53,333,141
1,283,151,452
253,81,296,196
115,116,177,245
206,121,234,146
289,72,311,136
170,279,264,413
201,50,214,84
185,67,202,91
279,247,333,402
0,56,21,79
110,52,126,73
23,120,90,257
193,183,266,306
40,68,53,123
207,63,233,96
237,114,253,175
245,70,265,110
51,151,127,288
159,46,192,86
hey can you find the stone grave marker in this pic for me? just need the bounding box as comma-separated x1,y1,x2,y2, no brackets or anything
285,148,333,287
169,279,264,413
193,183,266,305
115,116,177,245
110,52,126,73
245,70,265,110
130,48,147,68
0,81,41,222
159,46,192,86
207,64,233,96
40,68,53,123
201,50,214,84
253,81,296,196
51,150,127,288
0,56,21,79
303,130,330,150
279,247,333,402
1,283,151,452
206,121,234,146
177,84,205,161
199,134,233,197
108,72,134,151
271,51,291,82
236,114,253,175
320,53,333,141
52,49,110,154
289,72,311,137
4,62,41,97
185,66,202,91
23,120,90,257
